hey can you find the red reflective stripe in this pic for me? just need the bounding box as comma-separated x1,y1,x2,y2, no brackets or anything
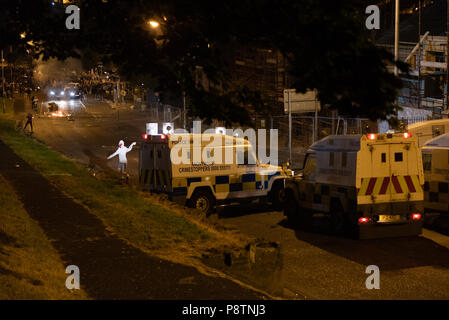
391,176,403,193
379,177,390,194
365,178,377,195
404,175,416,193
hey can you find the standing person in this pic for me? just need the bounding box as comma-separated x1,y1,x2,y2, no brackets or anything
23,113,33,133
107,140,136,181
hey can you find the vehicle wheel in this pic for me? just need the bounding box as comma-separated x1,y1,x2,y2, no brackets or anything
284,190,300,226
270,181,285,211
330,201,346,236
189,189,215,215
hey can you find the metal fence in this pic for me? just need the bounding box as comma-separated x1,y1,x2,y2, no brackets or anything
248,115,377,166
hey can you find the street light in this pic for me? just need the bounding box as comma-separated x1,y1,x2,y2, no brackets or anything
148,20,160,28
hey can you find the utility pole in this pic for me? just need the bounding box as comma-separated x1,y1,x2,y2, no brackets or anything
288,90,292,163
183,90,186,130
418,0,422,108
1,49,5,113
394,0,400,76
446,0,449,110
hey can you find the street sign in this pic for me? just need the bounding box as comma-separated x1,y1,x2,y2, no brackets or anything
283,89,321,114
284,89,321,162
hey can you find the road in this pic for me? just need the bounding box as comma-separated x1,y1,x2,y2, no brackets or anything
29,97,151,184
218,203,449,299
19,95,449,299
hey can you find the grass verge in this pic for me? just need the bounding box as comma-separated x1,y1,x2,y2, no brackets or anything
0,118,246,261
0,174,88,299
0,98,14,115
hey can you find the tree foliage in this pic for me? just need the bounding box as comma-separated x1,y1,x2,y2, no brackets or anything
1,0,406,125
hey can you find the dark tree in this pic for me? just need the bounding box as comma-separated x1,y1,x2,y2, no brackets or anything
1,0,406,125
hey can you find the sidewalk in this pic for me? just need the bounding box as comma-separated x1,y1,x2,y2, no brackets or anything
0,139,265,299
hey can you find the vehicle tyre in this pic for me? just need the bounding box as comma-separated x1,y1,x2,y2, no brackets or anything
284,190,300,226
330,201,346,236
189,189,215,215
270,181,285,211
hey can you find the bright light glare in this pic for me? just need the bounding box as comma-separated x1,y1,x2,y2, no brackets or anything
148,20,160,28
50,91,55,95
411,213,422,220
51,111,65,117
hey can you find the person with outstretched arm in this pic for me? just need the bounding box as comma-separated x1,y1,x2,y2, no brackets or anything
107,140,136,177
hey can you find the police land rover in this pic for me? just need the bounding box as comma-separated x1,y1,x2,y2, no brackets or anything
284,133,425,239
139,132,291,214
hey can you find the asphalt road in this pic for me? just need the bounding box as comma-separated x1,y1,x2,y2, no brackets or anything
28,97,151,184
19,95,449,299
218,203,449,299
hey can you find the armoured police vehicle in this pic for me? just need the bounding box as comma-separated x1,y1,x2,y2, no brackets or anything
139,133,291,214
421,133,449,214
284,133,425,239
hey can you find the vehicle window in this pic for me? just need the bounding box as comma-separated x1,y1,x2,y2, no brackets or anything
381,153,386,163
423,153,432,171
432,125,445,137
303,155,316,177
394,152,403,162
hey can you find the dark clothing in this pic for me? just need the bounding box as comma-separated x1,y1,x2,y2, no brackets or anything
24,114,33,132
24,120,33,131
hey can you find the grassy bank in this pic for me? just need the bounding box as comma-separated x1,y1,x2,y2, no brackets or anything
0,174,88,299
0,98,14,115
0,118,244,261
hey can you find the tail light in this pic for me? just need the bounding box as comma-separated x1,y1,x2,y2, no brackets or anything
411,213,422,220
142,134,148,140
367,133,376,140
403,132,412,138
160,134,166,140
358,217,371,224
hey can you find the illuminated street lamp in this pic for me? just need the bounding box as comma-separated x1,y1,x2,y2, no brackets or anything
148,20,160,28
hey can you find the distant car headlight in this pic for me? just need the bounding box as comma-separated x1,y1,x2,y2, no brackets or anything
50,91,55,95
70,92,75,97
60,91,65,95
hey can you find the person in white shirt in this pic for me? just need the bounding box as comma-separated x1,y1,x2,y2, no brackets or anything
107,140,136,174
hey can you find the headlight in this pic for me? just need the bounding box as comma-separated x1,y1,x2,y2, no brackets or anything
50,91,55,95
70,92,75,96
60,91,65,95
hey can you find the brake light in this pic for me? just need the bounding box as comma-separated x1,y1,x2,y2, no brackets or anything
142,134,148,140
160,134,166,140
403,132,412,138
367,133,376,140
358,217,371,224
411,213,422,220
